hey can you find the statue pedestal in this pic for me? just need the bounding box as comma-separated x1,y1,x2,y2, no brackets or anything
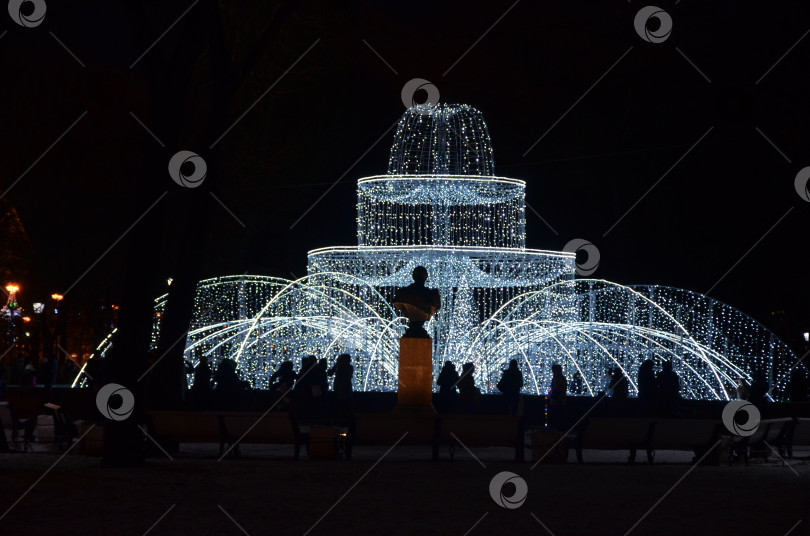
396,337,433,409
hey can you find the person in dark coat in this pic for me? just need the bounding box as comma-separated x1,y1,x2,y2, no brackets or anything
637,359,657,416
330,354,354,425
656,360,681,417
293,356,326,423
330,354,353,400
497,359,524,415
436,361,460,412
610,368,629,399
549,363,568,429
213,358,249,410
189,358,212,409
457,362,480,413
609,367,629,417
270,361,297,394
748,370,770,410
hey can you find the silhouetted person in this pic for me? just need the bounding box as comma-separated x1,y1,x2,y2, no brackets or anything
610,368,628,399
549,364,567,429
314,358,329,396
22,362,37,387
393,266,441,338
291,356,322,458
270,361,297,394
457,362,480,413
497,359,524,415
608,367,628,417
788,368,809,403
637,359,657,416
189,358,212,409
436,361,460,412
656,360,681,417
292,356,325,423
748,370,769,410
736,377,749,400
571,371,583,395
330,354,354,425
213,358,249,410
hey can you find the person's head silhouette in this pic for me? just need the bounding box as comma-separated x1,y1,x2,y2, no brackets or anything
412,266,428,284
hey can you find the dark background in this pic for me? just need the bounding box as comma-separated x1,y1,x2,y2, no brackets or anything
2,0,809,356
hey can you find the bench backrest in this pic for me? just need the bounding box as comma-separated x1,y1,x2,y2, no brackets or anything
580,418,652,447
648,419,718,449
221,412,294,442
746,418,793,444
150,411,221,441
439,415,521,445
353,413,436,444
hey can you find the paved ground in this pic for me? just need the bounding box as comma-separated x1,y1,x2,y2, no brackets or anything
1,444,808,536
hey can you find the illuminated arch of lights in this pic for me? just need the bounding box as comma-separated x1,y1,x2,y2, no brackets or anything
75,104,804,400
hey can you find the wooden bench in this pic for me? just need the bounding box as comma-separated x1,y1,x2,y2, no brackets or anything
149,410,300,457
435,414,524,462
220,411,296,456
787,418,810,458
731,417,794,464
349,412,438,459
573,418,652,463
149,410,223,454
646,419,720,463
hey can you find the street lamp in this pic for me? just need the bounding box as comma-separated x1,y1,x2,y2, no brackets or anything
33,302,45,314
51,293,63,314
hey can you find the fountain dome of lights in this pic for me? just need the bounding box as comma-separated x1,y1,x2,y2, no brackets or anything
76,104,803,400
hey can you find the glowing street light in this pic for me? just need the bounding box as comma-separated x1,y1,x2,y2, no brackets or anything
51,293,64,302
5,283,19,295
33,302,45,313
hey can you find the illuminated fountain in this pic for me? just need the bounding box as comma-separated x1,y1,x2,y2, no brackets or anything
75,104,803,400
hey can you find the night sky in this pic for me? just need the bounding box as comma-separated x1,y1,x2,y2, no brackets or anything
2,1,809,350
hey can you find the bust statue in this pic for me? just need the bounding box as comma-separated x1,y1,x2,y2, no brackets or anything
393,266,441,338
